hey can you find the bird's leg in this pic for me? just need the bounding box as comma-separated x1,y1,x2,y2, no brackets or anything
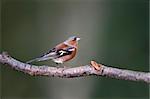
63,65,67,69
56,63,68,70
55,63,64,68
62,63,69,69
55,63,61,68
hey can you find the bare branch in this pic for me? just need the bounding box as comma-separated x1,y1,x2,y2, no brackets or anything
0,52,149,83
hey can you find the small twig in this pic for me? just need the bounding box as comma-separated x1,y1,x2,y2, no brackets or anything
0,52,149,83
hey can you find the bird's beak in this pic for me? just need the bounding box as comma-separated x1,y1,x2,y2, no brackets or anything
76,37,80,41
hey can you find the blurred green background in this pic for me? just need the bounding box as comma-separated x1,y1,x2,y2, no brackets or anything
1,0,149,99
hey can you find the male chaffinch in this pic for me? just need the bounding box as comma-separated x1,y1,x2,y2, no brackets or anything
26,36,80,64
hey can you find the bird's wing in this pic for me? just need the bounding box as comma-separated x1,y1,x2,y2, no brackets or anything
34,47,75,62
40,48,57,58
26,44,76,63
56,47,76,58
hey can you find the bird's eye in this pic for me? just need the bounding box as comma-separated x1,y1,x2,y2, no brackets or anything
73,37,77,41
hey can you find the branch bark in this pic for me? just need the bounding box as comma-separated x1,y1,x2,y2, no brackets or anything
0,52,149,84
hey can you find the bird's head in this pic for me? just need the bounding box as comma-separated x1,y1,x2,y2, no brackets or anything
68,36,80,41
64,36,80,47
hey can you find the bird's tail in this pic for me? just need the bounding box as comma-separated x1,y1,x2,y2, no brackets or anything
26,57,53,63
26,58,40,63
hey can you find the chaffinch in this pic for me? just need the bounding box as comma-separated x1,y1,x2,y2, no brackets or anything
26,36,80,64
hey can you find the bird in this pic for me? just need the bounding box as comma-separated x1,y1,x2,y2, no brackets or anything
26,36,80,65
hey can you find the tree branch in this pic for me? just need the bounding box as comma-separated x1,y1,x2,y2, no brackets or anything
0,52,149,84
